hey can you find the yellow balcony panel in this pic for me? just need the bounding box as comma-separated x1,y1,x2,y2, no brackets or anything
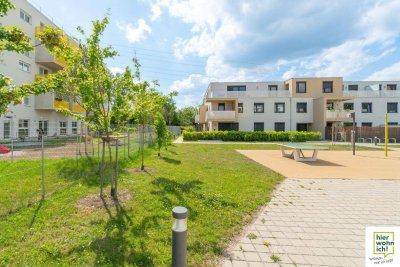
34,74,49,81
72,103,85,113
54,100,69,109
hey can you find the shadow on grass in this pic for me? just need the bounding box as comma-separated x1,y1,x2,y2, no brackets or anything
28,199,43,228
161,157,181,165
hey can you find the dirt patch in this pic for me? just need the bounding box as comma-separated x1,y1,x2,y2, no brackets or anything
78,189,132,211
127,167,157,175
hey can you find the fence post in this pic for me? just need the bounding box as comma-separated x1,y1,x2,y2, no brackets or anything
115,138,119,196
172,206,188,267
11,139,14,163
41,135,45,200
124,131,127,160
128,131,131,158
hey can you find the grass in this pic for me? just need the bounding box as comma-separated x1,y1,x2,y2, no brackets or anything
0,143,283,266
270,255,281,263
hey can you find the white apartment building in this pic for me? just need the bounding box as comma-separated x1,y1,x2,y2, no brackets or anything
0,0,84,140
195,77,400,138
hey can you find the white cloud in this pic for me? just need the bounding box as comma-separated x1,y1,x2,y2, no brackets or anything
109,67,125,75
117,19,152,43
150,3,162,21
366,62,400,80
169,74,209,93
282,66,297,80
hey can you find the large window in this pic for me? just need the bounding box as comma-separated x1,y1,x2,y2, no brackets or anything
323,81,333,93
268,85,278,91
20,9,31,24
361,122,372,127
296,123,308,131
218,103,225,111
227,85,246,91
274,102,285,113
39,67,49,75
254,122,264,131
296,82,307,93
274,122,285,132
348,84,358,91
388,122,398,126
361,103,372,113
19,61,30,72
387,102,398,113
23,96,30,106
387,84,397,91
71,122,78,134
18,119,29,138
296,102,307,113
59,121,67,135
38,120,48,136
254,103,264,113
238,103,243,113
344,103,354,110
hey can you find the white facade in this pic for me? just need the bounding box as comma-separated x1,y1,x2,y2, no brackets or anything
197,79,400,135
0,0,82,139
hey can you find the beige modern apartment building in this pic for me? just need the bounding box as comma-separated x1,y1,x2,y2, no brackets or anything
196,77,400,137
0,0,83,139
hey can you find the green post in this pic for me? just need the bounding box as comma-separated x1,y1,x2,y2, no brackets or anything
385,113,388,157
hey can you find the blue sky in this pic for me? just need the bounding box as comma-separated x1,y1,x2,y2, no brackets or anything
29,0,400,107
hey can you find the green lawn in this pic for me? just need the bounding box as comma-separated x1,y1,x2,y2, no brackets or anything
0,143,283,266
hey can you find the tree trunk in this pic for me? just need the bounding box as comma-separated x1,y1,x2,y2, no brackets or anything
99,139,106,197
114,139,119,199
107,140,115,197
141,124,145,170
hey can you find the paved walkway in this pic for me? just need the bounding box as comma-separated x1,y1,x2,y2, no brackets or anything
222,179,400,267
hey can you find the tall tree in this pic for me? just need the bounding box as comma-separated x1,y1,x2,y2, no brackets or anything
177,106,197,126
30,15,132,198
0,0,45,114
154,112,168,157
162,93,178,125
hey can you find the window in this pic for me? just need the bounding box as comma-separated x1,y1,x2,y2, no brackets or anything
387,102,398,113
19,61,30,72
24,51,30,57
361,103,372,113
274,102,285,113
227,85,246,91
218,103,225,111
296,102,307,113
23,96,30,106
323,81,333,93
238,103,243,113
296,123,308,131
268,85,278,91
361,122,372,127
387,84,397,90
388,122,398,126
326,103,334,110
71,122,78,134
254,103,264,113
59,121,67,135
275,122,285,132
296,82,307,93
38,120,48,136
18,119,29,137
20,9,31,24
254,122,264,131
344,103,354,110
39,67,49,75
348,84,358,91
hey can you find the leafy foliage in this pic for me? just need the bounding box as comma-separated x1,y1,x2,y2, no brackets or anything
154,112,168,157
176,106,197,126
182,130,322,142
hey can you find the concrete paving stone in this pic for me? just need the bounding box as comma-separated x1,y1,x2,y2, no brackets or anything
232,260,249,267
246,262,265,267
244,252,261,262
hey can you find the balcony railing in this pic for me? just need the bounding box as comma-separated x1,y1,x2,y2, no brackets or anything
205,110,236,121
207,90,291,98
326,110,352,121
343,90,400,97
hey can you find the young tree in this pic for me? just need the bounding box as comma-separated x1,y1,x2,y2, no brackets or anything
30,15,132,198
162,93,178,125
0,0,46,114
177,106,197,126
154,112,168,157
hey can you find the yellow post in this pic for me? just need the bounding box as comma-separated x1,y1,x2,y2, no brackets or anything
385,113,388,157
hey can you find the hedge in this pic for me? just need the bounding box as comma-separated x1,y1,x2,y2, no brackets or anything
182,130,321,142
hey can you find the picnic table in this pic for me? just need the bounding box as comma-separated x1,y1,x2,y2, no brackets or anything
278,143,327,162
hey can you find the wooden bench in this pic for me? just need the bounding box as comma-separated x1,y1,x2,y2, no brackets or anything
278,143,328,162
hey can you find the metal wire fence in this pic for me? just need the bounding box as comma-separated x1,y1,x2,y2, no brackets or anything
0,124,181,217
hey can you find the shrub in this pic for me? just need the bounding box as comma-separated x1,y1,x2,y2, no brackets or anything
181,126,194,132
182,130,321,142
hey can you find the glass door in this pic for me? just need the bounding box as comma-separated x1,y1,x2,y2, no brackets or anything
3,120,11,139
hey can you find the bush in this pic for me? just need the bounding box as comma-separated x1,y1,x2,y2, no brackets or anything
181,126,194,132
182,130,321,142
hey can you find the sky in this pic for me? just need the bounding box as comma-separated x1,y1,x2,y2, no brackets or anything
28,0,400,108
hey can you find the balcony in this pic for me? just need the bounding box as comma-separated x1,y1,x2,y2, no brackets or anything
205,110,236,121
207,90,291,99
326,110,352,121
72,103,85,113
35,26,66,70
343,90,400,97
54,99,69,109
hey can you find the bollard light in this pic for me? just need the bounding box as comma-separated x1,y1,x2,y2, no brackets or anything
172,206,188,267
